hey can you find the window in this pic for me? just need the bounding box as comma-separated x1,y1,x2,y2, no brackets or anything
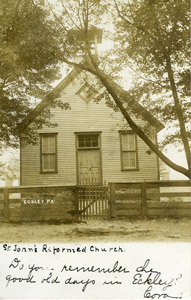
76,83,97,103
120,132,138,170
77,134,99,149
40,134,57,173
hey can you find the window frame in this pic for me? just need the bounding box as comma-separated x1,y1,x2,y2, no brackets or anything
119,131,139,171
76,132,101,150
40,133,58,174
76,83,97,103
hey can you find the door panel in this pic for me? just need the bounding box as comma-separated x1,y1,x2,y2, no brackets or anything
78,149,101,184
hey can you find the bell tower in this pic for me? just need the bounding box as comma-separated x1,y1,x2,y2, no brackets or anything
71,27,102,61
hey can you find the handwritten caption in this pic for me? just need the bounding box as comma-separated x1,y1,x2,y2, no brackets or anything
0,244,184,299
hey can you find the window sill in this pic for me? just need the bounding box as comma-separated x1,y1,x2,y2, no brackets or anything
40,171,58,174
121,168,139,171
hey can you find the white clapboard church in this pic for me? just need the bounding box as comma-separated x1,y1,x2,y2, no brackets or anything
20,29,163,186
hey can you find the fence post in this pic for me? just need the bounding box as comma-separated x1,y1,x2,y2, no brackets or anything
73,186,79,221
109,183,116,219
141,183,147,217
4,188,10,222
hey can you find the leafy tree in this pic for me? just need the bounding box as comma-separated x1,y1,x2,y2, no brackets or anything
0,0,69,147
112,0,190,173
0,146,19,181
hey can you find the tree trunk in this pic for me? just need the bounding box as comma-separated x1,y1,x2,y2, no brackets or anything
165,55,191,173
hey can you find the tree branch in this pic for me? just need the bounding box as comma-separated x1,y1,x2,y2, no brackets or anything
60,0,81,30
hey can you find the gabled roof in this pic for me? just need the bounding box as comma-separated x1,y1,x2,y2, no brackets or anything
18,66,81,131
19,66,164,132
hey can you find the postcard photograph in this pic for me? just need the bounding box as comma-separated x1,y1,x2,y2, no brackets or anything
0,0,190,299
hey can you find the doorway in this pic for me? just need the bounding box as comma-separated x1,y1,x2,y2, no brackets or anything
76,133,102,184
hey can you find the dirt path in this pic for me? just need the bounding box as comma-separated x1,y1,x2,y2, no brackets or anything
0,218,191,243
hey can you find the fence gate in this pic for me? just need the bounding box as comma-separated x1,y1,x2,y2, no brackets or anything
76,182,109,219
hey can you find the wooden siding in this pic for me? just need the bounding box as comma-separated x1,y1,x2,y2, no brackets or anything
21,73,159,186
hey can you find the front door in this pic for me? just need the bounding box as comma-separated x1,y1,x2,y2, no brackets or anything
76,133,102,184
